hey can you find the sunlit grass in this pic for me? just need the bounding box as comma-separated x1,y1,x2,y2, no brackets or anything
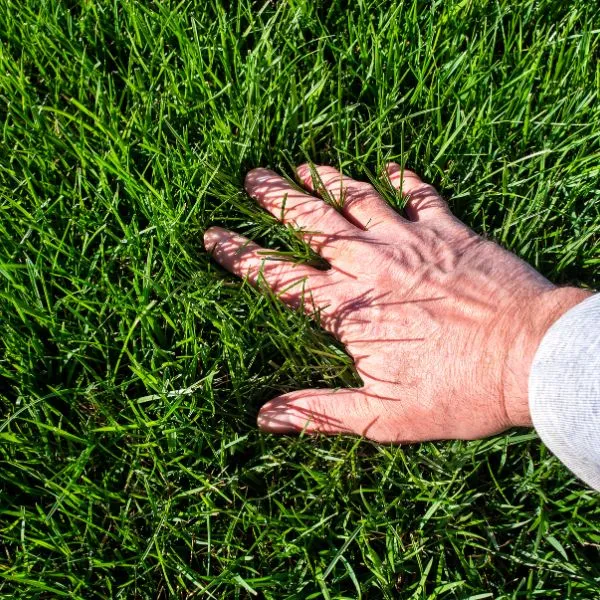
1,0,599,597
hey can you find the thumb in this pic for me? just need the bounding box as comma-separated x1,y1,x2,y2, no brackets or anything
257,388,380,438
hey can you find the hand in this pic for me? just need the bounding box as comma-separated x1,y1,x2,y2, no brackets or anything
204,164,590,442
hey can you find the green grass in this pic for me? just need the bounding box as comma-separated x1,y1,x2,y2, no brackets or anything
1,0,599,597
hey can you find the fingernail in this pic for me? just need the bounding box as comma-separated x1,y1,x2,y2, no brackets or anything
203,228,220,252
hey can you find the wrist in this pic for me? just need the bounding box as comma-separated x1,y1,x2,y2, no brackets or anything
502,286,593,427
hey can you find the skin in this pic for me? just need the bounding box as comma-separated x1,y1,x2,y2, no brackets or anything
203,163,591,443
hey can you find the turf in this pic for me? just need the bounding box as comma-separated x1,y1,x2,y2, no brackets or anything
1,0,599,597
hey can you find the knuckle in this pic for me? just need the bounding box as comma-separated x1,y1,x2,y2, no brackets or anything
344,182,377,206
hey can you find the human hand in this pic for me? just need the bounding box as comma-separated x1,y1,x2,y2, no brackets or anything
204,164,590,442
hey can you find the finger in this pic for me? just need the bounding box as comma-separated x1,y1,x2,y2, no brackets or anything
297,163,405,230
245,168,359,261
204,226,335,311
258,388,386,439
385,163,452,222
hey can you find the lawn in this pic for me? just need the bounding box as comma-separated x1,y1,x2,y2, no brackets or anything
1,0,599,597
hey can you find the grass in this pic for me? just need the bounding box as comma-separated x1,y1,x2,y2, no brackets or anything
1,0,599,597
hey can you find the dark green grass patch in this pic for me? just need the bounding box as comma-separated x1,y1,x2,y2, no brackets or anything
1,0,599,597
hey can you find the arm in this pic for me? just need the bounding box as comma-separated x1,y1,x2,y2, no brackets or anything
204,163,596,488
530,293,600,490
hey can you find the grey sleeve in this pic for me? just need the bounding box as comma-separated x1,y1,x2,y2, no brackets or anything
529,293,600,491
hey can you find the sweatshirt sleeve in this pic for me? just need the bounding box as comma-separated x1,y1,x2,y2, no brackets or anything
529,293,600,491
